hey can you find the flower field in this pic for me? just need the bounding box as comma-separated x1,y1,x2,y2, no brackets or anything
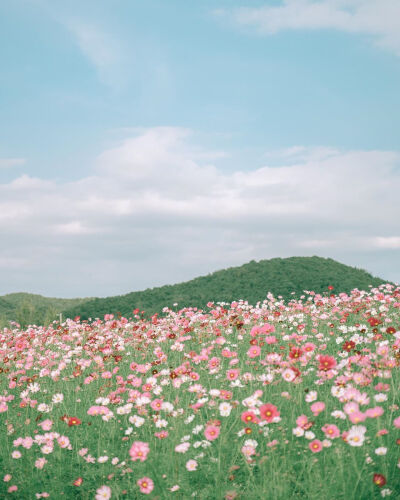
1,285,400,499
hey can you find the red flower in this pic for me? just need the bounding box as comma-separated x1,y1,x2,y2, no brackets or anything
373,474,386,487
289,347,302,360
73,478,83,486
259,403,280,423
318,355,337,371
68,417,81,427
342,341,355,352
368,317,380,327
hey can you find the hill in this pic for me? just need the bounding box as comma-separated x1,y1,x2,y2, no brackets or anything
0,293,92,328
61,256,390,321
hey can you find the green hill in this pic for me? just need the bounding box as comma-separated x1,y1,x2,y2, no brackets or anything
0,293,92,328
1,257,392,326
62,256,390,321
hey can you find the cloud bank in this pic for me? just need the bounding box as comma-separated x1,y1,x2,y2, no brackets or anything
1,127,399,296
218,0,400,57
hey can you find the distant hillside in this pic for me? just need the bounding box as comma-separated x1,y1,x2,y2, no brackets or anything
62,256,390,321
0,293,92,328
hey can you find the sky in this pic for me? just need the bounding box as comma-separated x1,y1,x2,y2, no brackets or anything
0,0,399,298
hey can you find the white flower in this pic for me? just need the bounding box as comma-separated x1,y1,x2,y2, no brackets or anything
331,386,345,398
52,393,64,404
331,410,346,420
292,427,304,437
181,435,191,442
375,447,387,456
28,383,40,394
305,431,315,440
184,415,195,424
305,391,318,402
161,402,174,412
124,427,133,436
381,488,392,497
347,425,366,447
175,442,190,453
219,402,232,417
98,456,109,463
37,403,51,413
192,425,204,435
129,415,145,427
374,393,387,402
111,457,119,465
155,418,168,429
244,439,258,448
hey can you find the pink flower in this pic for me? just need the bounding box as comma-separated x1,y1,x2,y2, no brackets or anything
247,346,261,358
3,474,12,482
310,402,325,416
129,441,150,462
137,477,154,494
309,440,323,453
393,416,400,428
365,406,384,418
242,445,256,457
21,437,33,449
318,355,336,371
204,425,220,441
38,419,53,431
150,399,163,411
226,369,240,380
322,424,340,439
349,411,366,424
57,436,71,448
8,485,18,493
260,403,280,422
296,415,309,429
241,411,259,424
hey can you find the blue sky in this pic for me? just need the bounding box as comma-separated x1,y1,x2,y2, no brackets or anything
0,0,399,297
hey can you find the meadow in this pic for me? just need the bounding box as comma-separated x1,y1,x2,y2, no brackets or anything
0,284,399,499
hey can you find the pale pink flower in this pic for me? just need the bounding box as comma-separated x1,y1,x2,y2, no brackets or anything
95,485,112,500
35,457,47,469
186,459,198,471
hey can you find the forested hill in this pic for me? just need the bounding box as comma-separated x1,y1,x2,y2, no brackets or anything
62,256,390,321
0,293,92,328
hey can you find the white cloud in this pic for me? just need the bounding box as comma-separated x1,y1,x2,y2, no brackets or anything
219,0,400,57
66,20,126,89
0,127,399,296
372,236,400,249
0,158,26,169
